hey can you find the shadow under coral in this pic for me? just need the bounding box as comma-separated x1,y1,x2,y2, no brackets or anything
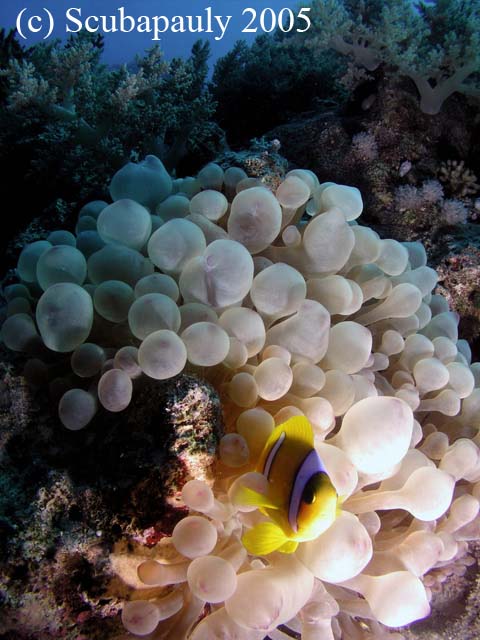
0,361,223,639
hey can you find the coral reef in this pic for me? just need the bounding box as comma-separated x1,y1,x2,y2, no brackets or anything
300,0,480,114
1,2,479,636
393,182,468,229
216,138,288,192
438,160,480,199
0,361,222,638
269,75,479,236
0,34,216,171
0,33,220,269
351,131,379,162
436,244,480,347
210,34,346,146
1,152,480,639
267,69,480,344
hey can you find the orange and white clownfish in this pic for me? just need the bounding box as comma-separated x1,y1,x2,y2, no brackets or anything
238,416,339,555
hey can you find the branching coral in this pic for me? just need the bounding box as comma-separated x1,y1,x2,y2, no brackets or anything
1,154,480,640
210,34,346,146
439,160,480,199
1,34,215,160
0,32,217,220
304,0,384,71
300,0,480,114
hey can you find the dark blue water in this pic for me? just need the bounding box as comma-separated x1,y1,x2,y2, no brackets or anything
1,0,299,65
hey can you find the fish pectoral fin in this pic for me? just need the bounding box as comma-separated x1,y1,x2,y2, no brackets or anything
277,540,299,554
242,522,289,556
235,486,281,511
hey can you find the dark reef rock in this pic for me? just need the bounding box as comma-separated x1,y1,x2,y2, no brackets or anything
269,77,479,235
0,359,223,639
435,238,480,357
216,137,288,192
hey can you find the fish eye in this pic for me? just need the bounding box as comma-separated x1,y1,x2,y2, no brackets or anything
302,485,316,505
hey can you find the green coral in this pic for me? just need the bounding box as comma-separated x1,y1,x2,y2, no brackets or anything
0,27,26,100
1,32,217,166
382,0,480,113
0,33,218,263
301,0,480,114
211,34,346,145
305,0,384,71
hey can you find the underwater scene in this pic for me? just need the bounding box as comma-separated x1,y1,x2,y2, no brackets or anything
1,0,480,638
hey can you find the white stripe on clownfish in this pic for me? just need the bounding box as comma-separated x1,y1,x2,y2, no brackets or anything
263,430,286,479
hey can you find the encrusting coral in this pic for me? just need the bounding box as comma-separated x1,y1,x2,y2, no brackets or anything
436,246,480,344
1,152,480,640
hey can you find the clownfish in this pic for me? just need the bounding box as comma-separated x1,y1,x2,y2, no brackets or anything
238,416,339,555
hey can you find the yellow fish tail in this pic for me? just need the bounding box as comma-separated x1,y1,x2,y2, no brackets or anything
242,521,289,555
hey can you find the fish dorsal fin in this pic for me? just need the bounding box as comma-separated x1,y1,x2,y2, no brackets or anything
262,416,314,460
242,521,288,555
234,486,281,511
